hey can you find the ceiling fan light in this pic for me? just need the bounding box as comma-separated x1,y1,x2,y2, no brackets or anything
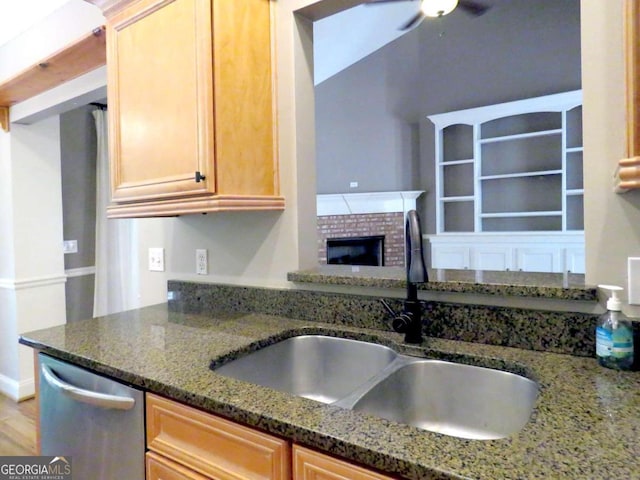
421,0,459,17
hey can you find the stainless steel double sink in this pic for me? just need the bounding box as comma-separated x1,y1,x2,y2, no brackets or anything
212,335,538,440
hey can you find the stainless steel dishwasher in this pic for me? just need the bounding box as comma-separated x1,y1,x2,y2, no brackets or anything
38,353,145,479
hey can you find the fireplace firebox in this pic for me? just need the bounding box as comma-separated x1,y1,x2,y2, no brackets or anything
326,235,384,266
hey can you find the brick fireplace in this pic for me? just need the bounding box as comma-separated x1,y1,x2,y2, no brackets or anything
318,213,403,266
316,191,424,267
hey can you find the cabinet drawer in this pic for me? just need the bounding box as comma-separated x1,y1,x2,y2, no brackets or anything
147,452,209,480
146,393,290,480
293,445,395,480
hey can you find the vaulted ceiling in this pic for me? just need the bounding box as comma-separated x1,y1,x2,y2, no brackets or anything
313,1,419,85
314,0,501,86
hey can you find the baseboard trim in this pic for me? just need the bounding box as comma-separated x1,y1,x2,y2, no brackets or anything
0,374,35,401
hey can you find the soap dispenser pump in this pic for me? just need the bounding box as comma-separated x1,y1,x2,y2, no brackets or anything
596,285,634,370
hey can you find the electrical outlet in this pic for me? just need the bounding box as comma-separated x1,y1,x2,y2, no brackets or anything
148,248,165,272
349,181,358,188
196,249,208,275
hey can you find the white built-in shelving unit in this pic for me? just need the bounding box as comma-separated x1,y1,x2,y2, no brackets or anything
426,90,585,273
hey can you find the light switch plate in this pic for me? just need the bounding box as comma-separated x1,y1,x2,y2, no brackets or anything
63,240,78,254
148,248,165,272
628,257,640,305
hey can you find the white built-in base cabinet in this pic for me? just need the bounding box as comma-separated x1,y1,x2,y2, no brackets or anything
427,233,585,273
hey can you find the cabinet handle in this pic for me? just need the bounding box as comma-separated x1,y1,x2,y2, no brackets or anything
195,171,206,183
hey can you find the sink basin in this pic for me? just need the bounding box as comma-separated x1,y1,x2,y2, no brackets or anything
213,335,538,439
351,360,538,440
212,335,397,403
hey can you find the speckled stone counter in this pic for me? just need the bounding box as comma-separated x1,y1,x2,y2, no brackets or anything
168,280,600,357
288,265,597,301
19,305,640,480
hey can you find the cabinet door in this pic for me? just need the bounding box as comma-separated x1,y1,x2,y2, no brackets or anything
212,0,277,197
565,247,585,274
293,446,395,480
431,245,470,269
472,246,514,271
146,393,291,480
515,247,562,273
147,452,210,480
107,0,215,203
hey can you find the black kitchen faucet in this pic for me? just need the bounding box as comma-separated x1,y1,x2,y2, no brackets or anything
381,209,428,344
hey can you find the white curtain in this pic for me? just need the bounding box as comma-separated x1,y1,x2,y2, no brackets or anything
92,108,138,317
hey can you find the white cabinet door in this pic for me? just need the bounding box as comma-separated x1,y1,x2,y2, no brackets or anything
515,248,563,272
427,234,583,273
431,245,471,269
565,248,586,274
472,247,514,271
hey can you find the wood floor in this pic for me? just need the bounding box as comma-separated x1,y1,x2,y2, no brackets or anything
0,394,37,455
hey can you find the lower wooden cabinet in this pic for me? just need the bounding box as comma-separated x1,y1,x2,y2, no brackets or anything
292,446,396,480
146,393,291,480
145,393,397,480
147,452,209,480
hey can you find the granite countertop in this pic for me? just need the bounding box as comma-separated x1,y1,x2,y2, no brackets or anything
288,265,597,301
20,304,639,480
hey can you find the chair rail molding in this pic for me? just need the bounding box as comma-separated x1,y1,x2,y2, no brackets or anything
0,274,67,290
65,266,97,278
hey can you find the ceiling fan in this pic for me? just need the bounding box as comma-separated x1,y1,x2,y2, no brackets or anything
365,0,490,31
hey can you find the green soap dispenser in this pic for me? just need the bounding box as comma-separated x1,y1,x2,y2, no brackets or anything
596,285,634,370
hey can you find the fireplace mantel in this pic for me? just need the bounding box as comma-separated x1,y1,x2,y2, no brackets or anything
317,191,424,217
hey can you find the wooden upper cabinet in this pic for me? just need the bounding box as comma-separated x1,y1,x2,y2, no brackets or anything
103,0,283,217
108,0,213,204
617,0,640,192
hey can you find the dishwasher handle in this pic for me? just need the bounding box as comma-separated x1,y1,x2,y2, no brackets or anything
41,364,135,411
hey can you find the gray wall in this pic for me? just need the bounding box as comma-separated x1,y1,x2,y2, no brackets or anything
315,0,581,235
315,50,421,193
60,104,97,322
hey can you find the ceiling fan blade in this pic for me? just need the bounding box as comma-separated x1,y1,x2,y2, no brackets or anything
458,0,490,16
400,11,425,30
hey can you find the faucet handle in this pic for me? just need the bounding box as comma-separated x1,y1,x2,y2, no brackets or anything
379,299,413,334
391,313,413,334
380,299,398,318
